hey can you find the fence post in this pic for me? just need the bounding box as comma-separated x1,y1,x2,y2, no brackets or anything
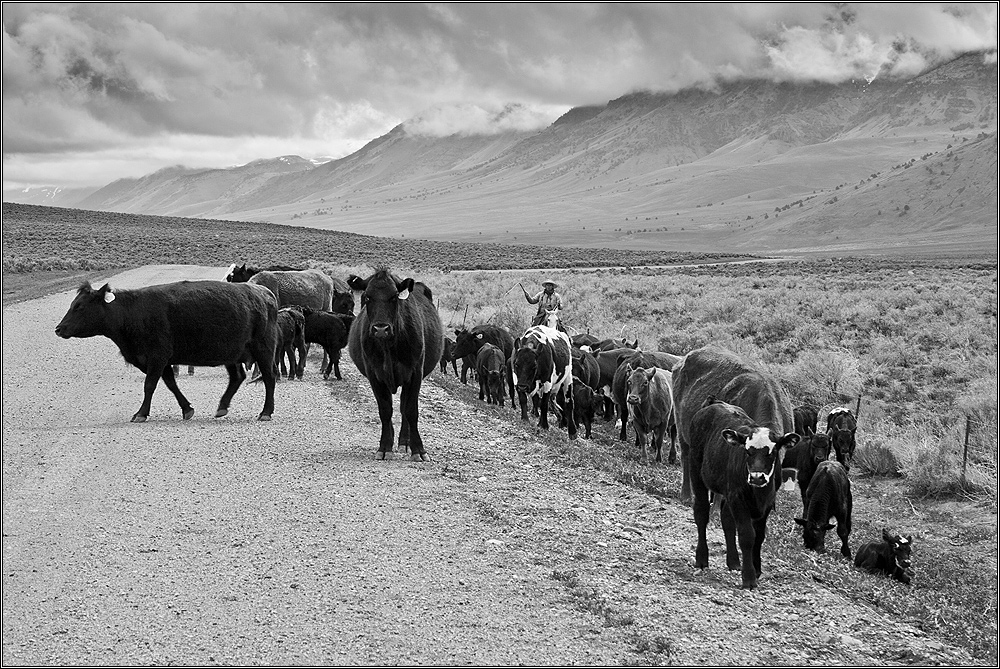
962,415,972,481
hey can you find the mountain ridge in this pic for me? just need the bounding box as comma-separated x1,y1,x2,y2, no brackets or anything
5,51,996,254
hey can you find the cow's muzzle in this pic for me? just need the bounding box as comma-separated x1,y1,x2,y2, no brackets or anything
370,323,392,338
747,471,771,488
627,394,640,405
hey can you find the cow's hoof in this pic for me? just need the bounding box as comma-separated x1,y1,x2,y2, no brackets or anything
409,453,430,462
182,409,194,420
131,414,147,423
376,451,396,461
323,374,330,381
257,414,272,422
214,409,229,418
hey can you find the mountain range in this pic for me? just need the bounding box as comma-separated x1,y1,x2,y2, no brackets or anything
5,51,997,255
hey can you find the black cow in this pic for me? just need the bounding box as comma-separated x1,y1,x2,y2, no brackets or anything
854,529,913,585
226,263,305,283
672,345,796,505
55,281,277,421
781,432,833,513
572,379,601,439
593,337,639,352
452,324,516,401
511,325,577,439
570,346,601,391
275,306,307,379
794,460,852,558
440,336,459,376
475,343,506,406
300,307,353,380
593,346,638,420
793,405,819,435
571,332,601,349
689,399,799,590
827,408,858,470
347,269,443,461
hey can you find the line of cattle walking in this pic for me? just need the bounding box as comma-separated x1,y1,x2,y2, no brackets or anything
53,266,913,590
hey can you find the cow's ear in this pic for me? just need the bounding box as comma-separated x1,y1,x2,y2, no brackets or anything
722,428,744,446
777,432,800,449
882,528,893,543
397,277,415,300
347,275,367,291
98,283,116,303
645,367,656,380
793,517,806,526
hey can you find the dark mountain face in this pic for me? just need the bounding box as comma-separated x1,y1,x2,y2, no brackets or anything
5,52,996,254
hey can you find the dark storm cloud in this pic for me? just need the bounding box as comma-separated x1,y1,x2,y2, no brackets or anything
2,3,996,187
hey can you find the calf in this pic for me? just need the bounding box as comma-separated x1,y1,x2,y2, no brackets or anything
793,404,819,435
572,379,601,439
781,432,833,513
55,280,277,422
275,306,307,379
440,336,459,376
689,398,799,589
625,365,675,464
571,346,601,391
300,307,353,380
593,346,637,420
475,343,506,406
827,408,858,470
453,324,516,401
854,529,913,585
613,350,682,457
794,460,852,558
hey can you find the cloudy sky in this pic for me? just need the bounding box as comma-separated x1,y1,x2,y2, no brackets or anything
3,2,997,190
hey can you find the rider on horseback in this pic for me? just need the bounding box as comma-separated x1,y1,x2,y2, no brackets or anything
524,279,563,328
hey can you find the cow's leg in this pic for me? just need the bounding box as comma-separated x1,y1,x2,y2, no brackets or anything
370,379,396,459
537,392,550,430
517,389,529,421
720,499,742,572
331,348,342,380
679,437,692,505
692,478,711,569
478,376,486,401
215,363,246,418
739,514,761,590
838,509,852,559
618,402,629,441
634,427,647,463
321,346,333,379
400,378,428,461
561,387,577,440
132,362,166,422
295,341,306,379
652,425,665,463
666,423,677,464
160,364,194,420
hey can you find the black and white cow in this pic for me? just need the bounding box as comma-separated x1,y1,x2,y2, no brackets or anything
511,325,576,439
689,398,799,590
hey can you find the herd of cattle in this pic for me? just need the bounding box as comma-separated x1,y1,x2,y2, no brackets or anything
53,265,914,590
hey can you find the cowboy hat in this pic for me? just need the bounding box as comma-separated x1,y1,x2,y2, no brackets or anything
541,279,558,287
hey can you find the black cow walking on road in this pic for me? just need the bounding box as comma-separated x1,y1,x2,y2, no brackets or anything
56,280,278,422
347,269,443,461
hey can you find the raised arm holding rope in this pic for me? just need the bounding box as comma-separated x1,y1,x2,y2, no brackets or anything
523,279,564,328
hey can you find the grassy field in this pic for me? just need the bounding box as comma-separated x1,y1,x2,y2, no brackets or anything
4,202,997,661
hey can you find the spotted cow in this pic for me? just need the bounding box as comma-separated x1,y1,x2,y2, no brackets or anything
511,325,576,439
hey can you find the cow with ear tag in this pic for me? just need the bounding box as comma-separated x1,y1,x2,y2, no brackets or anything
55,280,278,422
347,268,443,461
688,398,799,590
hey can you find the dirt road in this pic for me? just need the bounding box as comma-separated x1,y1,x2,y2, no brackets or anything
2,265,975,665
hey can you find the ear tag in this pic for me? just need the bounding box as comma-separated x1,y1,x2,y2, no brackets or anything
104,290,116,303
476,333,484,339
398,288,410,300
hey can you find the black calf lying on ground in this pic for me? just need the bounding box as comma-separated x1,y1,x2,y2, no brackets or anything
854,528,913,585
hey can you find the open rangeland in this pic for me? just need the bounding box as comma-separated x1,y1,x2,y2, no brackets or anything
2,208,997,665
